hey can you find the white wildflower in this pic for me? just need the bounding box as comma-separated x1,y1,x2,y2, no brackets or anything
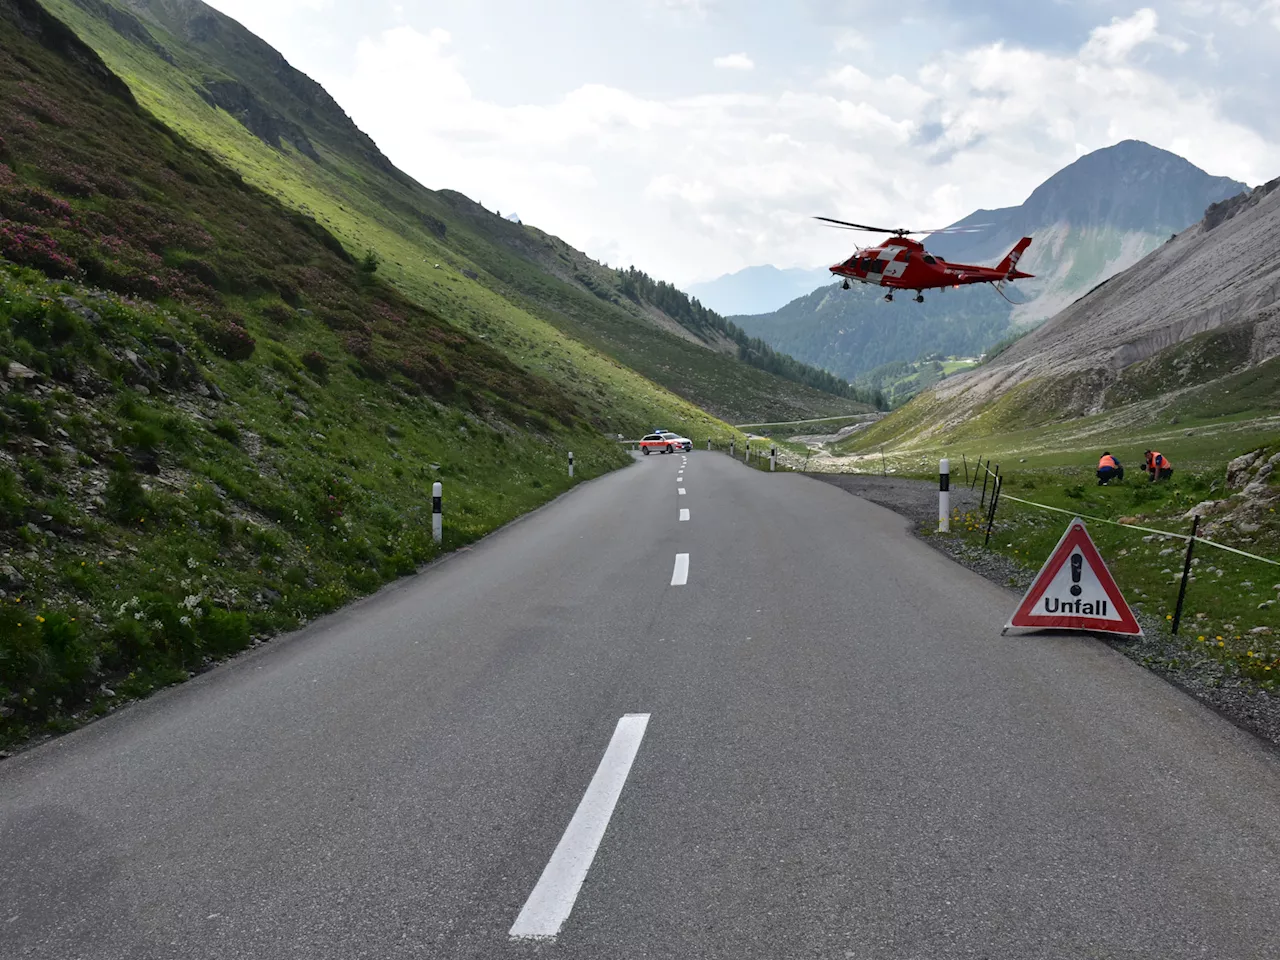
179,615,191,626
186,557,199,569
133,611,144,620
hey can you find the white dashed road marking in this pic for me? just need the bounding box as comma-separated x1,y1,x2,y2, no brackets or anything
509,714,652,941
671,553,690,586
678,488,686,496
679,509,689,522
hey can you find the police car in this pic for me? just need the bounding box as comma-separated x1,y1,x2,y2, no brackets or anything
640,430,692,454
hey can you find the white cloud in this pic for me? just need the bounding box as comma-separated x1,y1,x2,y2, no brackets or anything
314,12,1278,285
1082,8,1188,62
712,52,755,70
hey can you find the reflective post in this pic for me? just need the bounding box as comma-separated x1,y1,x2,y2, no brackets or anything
432,481,442,544
939,458,950,532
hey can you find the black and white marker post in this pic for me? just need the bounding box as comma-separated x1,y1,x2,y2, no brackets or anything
730,439,735,458
745,441,751,463
568,451,574,479
770,445,777,472
432,481,442,545
938,458,950,532
707,438,711,451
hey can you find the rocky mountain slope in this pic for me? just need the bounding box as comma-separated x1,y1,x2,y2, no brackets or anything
846,176,1280,450
42,0,871,424
733,142,1248,383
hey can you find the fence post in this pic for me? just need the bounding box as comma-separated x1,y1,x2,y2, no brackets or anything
980,462,991,507
568,451,574,478
770,445,777,472
1171,515,1200,636
972,455,983,489
939,458,950,532
961,454,969,485
983,473,1002,547
432,481,443,544
880,444,886,477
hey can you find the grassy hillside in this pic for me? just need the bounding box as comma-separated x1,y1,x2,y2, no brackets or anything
0,0,643,747
42,0,870,425
733,281,1014,382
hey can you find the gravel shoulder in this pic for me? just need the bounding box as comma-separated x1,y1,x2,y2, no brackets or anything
809,471,1280,750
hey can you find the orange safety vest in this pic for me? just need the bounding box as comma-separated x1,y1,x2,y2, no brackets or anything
1098,455,1118,469
1147,451,1170,470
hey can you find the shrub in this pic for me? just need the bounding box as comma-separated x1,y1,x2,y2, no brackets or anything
197,316,256,360
261,302,296,326
211,418,240,445
104,461,152,523
301,349,329,380
0,466,26,526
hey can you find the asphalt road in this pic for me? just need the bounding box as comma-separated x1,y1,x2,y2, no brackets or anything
4,450,1280,959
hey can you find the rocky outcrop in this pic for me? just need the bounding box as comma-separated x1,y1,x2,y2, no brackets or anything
196,79,320,161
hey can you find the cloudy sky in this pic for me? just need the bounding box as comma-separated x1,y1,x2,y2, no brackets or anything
203,0,1280,285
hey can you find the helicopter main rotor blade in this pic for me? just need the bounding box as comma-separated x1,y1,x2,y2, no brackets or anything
814,216,903,233
815,217,993,236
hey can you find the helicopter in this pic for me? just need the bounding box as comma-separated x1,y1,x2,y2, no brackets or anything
817,217,1034,303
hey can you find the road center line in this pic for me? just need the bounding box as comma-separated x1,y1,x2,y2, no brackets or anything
671,553,690,585
679,508,689,522
678,488,686,496
509,714,651,941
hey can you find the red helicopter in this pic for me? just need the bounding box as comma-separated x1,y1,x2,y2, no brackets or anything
817,217,1034,303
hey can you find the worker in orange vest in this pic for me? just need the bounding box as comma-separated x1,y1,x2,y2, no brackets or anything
1144,449,1173,482
1096,452,1124,485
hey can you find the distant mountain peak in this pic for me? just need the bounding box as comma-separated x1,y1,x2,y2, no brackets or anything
734,140,1248,393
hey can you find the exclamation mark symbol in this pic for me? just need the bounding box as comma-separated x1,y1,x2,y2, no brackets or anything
1070,553,1083,596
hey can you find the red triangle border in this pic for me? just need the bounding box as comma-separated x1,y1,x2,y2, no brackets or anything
1004,518,1142,636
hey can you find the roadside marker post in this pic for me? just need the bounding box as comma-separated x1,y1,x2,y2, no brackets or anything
1171,515,1200,636
1003,517,1142,636
432,481,443,544
770,445,777,472
746,441,750,463
569,451,574,479
707,438,711,451
730,440,735,458
938,458,950,532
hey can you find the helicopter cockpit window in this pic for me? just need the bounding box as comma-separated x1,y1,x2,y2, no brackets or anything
922,254,937,264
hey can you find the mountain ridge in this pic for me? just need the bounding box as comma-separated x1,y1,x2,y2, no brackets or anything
733,141,1248,387
45,0,870,424
841,174,1280,453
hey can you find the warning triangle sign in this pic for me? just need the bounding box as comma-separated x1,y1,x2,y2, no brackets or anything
1003,517,1142,636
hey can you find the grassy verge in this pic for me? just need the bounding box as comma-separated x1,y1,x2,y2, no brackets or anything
938,459,1280,689
0,263,629,748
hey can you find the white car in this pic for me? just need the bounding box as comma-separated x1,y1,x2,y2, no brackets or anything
640,432,692,454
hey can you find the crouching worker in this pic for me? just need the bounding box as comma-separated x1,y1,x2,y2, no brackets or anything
1097,452,1124,485
1144,449,1173,482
